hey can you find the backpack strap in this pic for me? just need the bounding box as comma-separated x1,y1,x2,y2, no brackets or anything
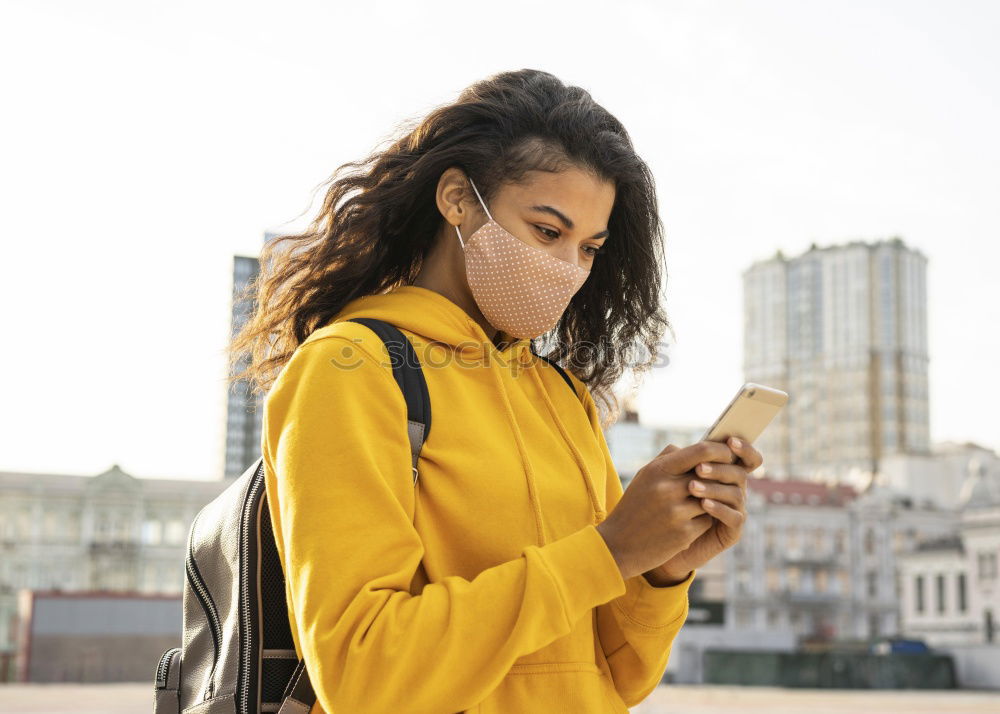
345,317,431,485
266,317,433,714
529,343,579,400
277,657,314,714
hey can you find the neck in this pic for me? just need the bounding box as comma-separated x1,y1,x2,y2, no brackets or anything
411,225,500,344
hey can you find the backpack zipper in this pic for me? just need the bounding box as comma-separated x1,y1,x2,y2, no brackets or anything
155,646,180,689
186,516,223,699
238,461,265,714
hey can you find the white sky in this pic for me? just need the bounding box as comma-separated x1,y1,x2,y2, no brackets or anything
1,0,997,480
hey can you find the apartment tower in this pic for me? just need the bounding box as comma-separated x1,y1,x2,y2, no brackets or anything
743,237,930,482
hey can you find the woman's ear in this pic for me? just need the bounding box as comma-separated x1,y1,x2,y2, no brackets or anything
436,167,472,229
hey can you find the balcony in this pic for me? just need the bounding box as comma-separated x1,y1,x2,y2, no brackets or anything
774,548,844,567
87,540,139,556
774,587,843,605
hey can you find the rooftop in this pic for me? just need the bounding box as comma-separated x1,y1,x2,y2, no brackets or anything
749,476,858,507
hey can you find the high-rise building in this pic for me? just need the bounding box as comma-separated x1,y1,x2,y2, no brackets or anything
223,231,287,478
223,253,262,478
743,237,930,482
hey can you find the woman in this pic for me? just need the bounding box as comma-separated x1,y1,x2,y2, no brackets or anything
228,68,762,714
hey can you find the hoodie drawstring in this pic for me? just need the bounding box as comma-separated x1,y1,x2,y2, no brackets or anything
485,350,549,546
525,357,606,524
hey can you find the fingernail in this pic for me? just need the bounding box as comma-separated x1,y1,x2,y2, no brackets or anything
700,463,713,474
730,437,742,449
703,498,715,507
691,479,706,491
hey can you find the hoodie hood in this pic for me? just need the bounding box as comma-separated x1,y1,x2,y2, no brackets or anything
317,283,605,542
329,284,532,361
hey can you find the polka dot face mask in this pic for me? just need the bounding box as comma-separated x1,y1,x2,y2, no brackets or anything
454,177,591,340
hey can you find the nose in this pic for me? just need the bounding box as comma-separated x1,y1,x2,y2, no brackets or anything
552,242,583,268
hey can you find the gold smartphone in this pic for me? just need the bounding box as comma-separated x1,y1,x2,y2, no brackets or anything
700,382,789,444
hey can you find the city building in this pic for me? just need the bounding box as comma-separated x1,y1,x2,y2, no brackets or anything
727,477,955,640
601,405,993,683
897,535,975,645
224,253,263,478
0,464,228,677
898,460,1000,646
742,237,930,482
224,230,295,478
881,440,1000,510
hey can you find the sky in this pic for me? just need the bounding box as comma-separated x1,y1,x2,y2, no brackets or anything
1,0,997,480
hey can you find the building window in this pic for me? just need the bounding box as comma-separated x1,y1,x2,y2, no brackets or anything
43,512,60,541
737,568,751,594
165,520,187,545
864,528,876,555
866,570,877,599
94,515,111,542
958,573,967,613
915,575,925,614
141,520,163,545
833,569,848,596
893,531,906,552
17,512,32,539
936,574,946,614
766,567,780,593
787,566,801,592
813,528,825,550
787,525,799,550
978,552,998,581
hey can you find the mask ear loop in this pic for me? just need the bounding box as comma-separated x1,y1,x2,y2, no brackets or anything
454,176,494,250
467,176,494,222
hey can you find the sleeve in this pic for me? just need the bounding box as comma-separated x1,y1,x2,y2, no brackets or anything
262,334,631,714
582,387,697,707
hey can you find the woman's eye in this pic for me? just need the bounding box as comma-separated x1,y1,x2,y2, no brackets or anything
535,226,559,240
584,245,603,257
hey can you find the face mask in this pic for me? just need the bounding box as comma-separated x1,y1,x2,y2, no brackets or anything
455,177,591,340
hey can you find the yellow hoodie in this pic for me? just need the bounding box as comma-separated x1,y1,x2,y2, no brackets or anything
262,284,696,714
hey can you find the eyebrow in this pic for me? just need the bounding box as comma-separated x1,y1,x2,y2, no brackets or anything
530,205,610,240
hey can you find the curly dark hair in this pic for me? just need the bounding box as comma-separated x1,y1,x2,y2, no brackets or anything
226,68,671,426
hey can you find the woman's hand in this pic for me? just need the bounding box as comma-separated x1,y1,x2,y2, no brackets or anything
643,436,763,586
596,440,743,582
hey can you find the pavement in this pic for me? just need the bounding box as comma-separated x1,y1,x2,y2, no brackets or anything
0,683,997,713
635,685,1000,713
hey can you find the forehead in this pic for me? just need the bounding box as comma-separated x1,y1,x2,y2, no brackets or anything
500,168,616,221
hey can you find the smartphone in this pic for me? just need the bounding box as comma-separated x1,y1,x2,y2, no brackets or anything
699,382,789,445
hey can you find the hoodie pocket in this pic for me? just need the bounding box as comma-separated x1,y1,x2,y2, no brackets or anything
477,661,627,714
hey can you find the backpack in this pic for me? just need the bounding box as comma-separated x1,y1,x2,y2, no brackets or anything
153,317,577,714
